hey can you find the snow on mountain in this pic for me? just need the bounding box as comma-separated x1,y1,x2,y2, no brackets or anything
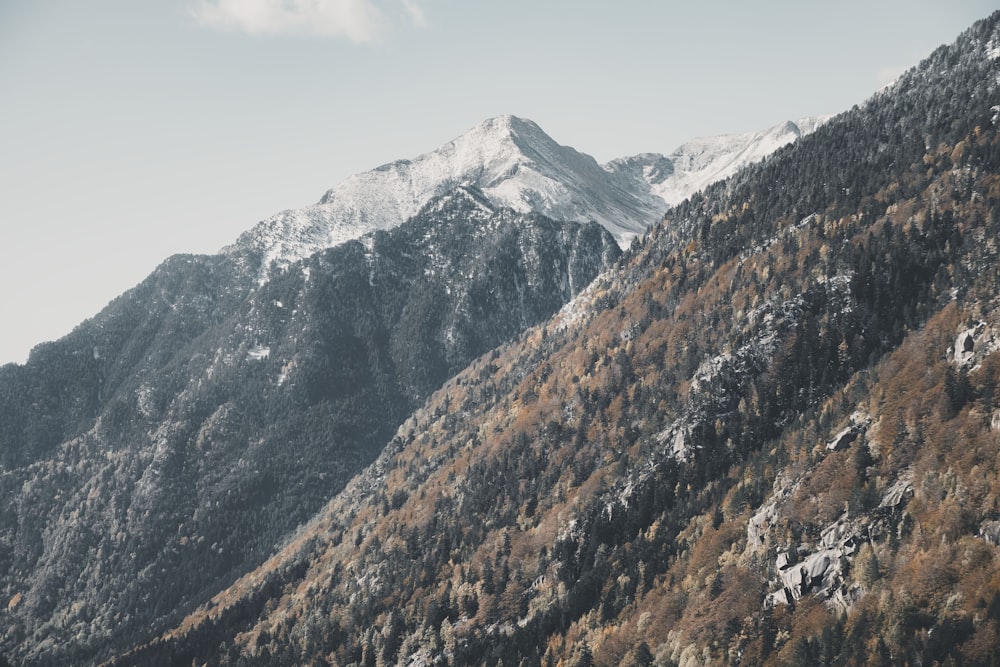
227,115,660,280
605,115,832,208
227,114,828,282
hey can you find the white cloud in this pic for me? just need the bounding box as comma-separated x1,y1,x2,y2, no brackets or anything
401,0,427,27
191,0,393,42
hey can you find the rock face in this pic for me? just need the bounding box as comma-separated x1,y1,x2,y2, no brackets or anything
767,514,864,612
0,188,620,666
746,474,798,555
756,427,913,613
826,412,871,452
879,471,915,511
980,520,1000,546
950,321,999,368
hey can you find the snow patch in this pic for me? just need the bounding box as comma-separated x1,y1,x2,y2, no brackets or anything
227,115,663,281
606,116,831,208
227,114,824,283
987,37,1000,60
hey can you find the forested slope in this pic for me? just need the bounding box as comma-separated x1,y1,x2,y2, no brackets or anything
0,189,619,666
122,11,1000,666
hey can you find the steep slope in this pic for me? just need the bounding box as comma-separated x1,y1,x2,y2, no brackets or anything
228,114,823,281
0,188,619,666
126,11,1000,666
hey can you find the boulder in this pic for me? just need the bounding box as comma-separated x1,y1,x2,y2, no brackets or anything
951,321,998,369
952,324,982,366
979,520,1000,546
826,425,858,451
879,471,914,510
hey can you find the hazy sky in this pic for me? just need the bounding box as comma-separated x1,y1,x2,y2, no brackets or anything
1,0,997,365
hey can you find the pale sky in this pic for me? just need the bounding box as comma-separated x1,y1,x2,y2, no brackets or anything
1,0,996,365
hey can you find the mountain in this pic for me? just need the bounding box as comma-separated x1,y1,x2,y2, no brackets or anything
227,116,656,278
228,114,823,281
117,11,1000,667
0,188,619,665
0,106,823,667
605,116,830,208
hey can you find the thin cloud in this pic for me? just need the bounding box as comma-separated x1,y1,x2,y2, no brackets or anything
190,0,396,42
401,0,427,27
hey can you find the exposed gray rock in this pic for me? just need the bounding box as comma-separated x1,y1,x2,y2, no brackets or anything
766,511,863,611
820,515,854,549
826,411,872,451
979,520,1000,546
826,425,859,451
745,473,798,556
879,471,914,510
950,321,998,369
953,324,982,366
765,468,916,613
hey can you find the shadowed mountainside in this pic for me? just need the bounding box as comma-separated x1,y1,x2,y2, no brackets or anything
0,187,620,666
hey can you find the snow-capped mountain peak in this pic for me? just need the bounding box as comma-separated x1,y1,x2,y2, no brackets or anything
227,114,827,282
227,115,661,280
317,115,552,208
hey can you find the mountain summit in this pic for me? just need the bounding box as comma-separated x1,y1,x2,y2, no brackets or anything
228,115,658,278
228,114,823,280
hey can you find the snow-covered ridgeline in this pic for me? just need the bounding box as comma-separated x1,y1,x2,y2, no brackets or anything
225,114,829,283
604,115,832,208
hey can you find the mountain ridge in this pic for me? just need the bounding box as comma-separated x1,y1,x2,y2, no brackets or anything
604,115,831,207
226,113,826,282
0,187,621,666
114,10,1000,666
5,8,1000,666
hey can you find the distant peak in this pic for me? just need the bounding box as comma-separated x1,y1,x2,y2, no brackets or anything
795,114,835,135
463,115,551,146
776,119,801,136
478,114,540,132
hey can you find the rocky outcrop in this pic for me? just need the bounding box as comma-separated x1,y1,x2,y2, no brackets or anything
950,320,999,369
759,463,912,613
979,520,1000,546
827,411,872,452
878,471,914,511
766,514,863,612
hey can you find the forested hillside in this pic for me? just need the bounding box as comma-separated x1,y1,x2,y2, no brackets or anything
120,11,1000,666
0,189,619,666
